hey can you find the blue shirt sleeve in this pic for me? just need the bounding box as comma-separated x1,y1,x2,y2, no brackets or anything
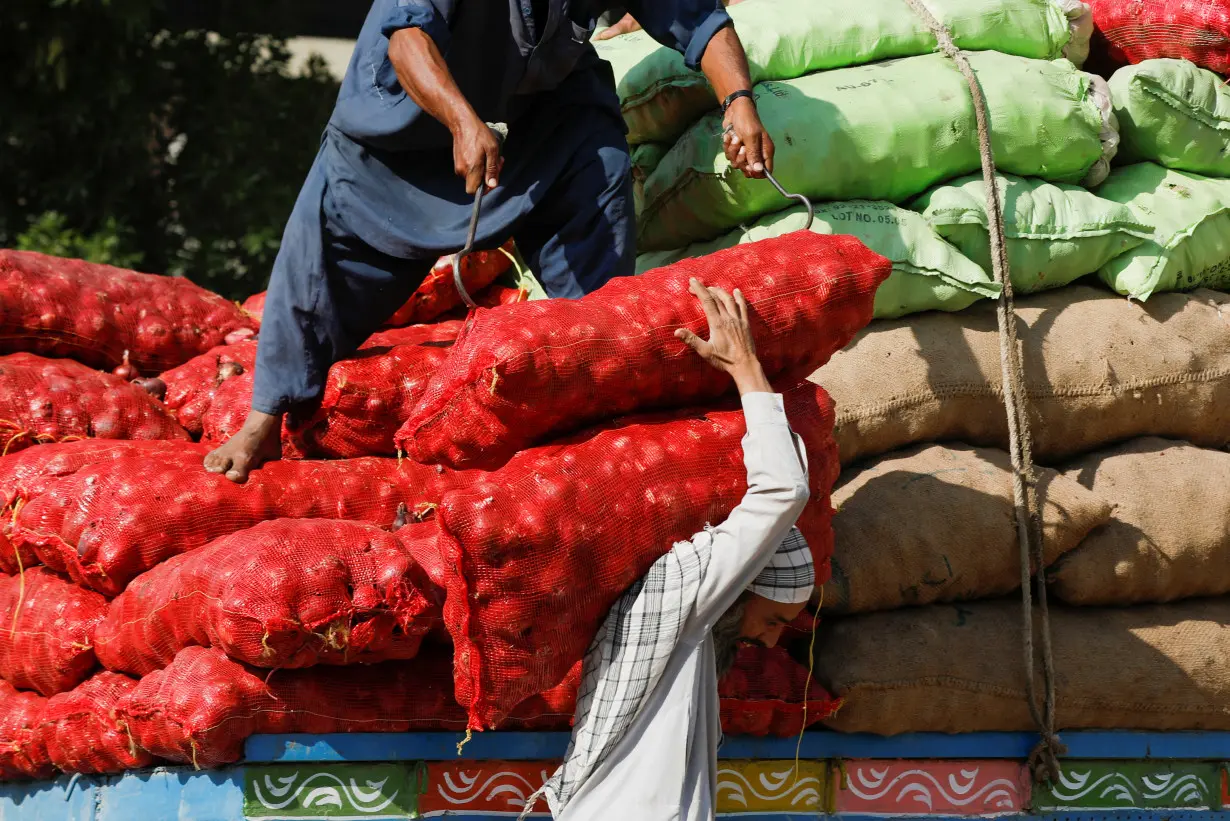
624,1,732,70
380,0,457,51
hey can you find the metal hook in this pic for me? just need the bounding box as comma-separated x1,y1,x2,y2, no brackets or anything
452,122,508,310
452,186,484,310
763,169,814,231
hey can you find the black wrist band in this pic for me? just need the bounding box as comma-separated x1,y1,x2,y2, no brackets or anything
721,89,754,114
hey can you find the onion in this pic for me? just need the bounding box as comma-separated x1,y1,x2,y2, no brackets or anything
112,351,137,381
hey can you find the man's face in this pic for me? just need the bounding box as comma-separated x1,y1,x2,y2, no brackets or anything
738,594,807,650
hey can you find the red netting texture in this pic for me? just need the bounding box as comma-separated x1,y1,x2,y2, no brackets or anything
158,341,258,437
1090,0,1230,74
199,323,461,459
398,232,889,470
285,321,463,458
0,680,52,780
0,250,257,373
0,441,198,575
12,453,458,597
0,567,107,696
719,645,842,737
118,646,578,769
34,671,155,774
403,381,839,730
0,353,190,456
385,243,515,327
94,518,442,675
240,292,265,323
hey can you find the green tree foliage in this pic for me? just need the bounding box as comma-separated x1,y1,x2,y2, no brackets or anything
0,0,340,299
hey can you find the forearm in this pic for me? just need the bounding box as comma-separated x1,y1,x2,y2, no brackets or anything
730,360,772,396
387,28,478,134
698,23,754,102
691,393,810,621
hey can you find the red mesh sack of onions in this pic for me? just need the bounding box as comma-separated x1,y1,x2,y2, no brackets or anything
719,645,842,737
398,232,889,470
200,323,462,459
155,340,258,437
0,567,107,696
0,353,189,455
1088,0,1230,75
406,382,839,730
0,681,52,780
0,250,257,372
0,440,191,575
95,518,442,676
118,646,578,769
34,672,155,774
385,242,515,327
12,450,457,596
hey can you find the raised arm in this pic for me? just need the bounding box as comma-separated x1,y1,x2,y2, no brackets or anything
675,280,810,624
383,4,502,194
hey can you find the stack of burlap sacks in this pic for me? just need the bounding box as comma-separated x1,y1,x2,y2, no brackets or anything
809,289,1230,734
596,0,1230,735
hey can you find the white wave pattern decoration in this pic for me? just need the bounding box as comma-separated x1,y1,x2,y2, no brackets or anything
715,766,823,809
848,765,1021,812
437,768,554,809
1052,770,1211,809
252,772,399,814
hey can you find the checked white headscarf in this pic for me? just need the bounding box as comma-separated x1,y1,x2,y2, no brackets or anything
521,527,813,819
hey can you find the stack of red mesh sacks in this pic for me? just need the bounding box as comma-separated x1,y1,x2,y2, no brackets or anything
394,231,890,729
0,230,885,780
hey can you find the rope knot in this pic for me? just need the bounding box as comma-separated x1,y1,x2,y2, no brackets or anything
1027,732,1068,784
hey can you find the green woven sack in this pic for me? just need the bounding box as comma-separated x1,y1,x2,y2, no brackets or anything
915,174,1151,294
638,52,1115,252
631,143,670,214
1098,163,1230,299
595,0,1091,146
636,202,999,319
1110,59,1230,177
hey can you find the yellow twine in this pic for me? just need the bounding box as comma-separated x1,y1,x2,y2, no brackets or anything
791,586,823,787
456,727,473,756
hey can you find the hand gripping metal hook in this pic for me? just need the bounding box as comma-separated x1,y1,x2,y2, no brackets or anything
452,122,508,309
763,168,814,231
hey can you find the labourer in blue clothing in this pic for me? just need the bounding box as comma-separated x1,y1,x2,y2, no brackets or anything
205,0,777,481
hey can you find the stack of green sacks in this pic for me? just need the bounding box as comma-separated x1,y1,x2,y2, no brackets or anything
599,0,1115,319
912,58,1230,301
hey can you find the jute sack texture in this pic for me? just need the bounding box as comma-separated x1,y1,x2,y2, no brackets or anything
1051,437,1230,605
636,203,999,320
810,286,1230,465
822,444,1111,614
816,598,1230,734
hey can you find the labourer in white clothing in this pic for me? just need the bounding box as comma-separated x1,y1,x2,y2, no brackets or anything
522,278,815,821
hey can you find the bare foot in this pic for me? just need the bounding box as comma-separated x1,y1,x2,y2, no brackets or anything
203,410,283,482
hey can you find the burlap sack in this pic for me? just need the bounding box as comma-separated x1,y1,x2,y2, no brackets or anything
811,287,1230,465
822,444,1111,614
817,598,1230,735
1050,437,1230,605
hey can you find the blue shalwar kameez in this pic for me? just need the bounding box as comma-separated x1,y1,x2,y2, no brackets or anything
253,0,732,416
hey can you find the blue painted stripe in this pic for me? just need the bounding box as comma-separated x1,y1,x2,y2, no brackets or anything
243,731,1230,763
